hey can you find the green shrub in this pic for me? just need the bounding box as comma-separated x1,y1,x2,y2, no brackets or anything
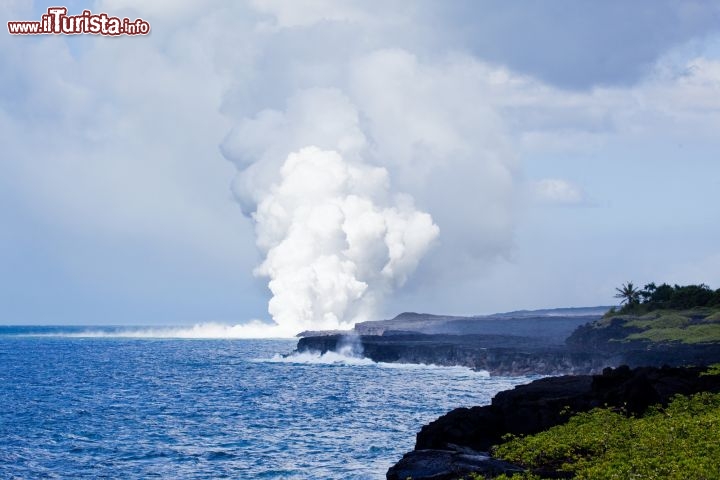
626,323,720,343
626,312,690,329
701,364,720,376
493,392,720,480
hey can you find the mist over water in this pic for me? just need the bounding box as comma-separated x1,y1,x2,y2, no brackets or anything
0,332,533,479
6,323,294,339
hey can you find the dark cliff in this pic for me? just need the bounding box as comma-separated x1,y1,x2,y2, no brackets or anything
295,309,720,376
296,333,610,376
387,365,720,480
565,314,720,367
352,308,608,343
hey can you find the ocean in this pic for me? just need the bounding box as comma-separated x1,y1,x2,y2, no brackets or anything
0,326,534,479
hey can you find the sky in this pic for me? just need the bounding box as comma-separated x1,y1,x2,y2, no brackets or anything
1,0,719,328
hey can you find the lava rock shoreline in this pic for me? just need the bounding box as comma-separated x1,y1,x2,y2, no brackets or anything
295,333,610,376
387,365,720,480
295,332,720,376
293,312,720,478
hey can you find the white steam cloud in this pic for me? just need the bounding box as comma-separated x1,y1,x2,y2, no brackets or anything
223,90,439,336
254,147,438,333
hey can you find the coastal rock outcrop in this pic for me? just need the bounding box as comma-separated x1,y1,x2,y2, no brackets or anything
296,317,720,375
387,446,524,480
296,333,611,376
389,365,720,479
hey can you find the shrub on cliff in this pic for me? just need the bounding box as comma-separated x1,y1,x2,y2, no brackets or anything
492,391,720,480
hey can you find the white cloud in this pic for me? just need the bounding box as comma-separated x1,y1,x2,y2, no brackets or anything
223,88,368,211
249,0,369,28
2,1,720,323
663,252,720,288
348,49,520,263
483,54,720,152
0,4,246,266
531,179,586,206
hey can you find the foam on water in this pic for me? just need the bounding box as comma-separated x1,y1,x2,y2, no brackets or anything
258,350,490,376
261,350,377,366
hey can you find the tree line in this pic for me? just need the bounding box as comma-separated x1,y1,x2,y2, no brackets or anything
613,282,720,313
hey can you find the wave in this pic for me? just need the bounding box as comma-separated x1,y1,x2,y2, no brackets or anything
7,325,490,375
256,350,490,376
261,350,377,366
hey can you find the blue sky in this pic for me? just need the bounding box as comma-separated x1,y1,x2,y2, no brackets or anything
1,1,719,327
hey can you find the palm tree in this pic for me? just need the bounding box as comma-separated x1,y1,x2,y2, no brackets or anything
615,282,641,306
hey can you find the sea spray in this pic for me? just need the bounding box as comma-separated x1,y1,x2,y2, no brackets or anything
336,333,365,358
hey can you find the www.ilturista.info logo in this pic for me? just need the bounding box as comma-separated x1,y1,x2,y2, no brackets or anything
7,7,150,36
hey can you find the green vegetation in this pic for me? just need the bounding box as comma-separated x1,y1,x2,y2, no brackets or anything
593,308,720,344
625,311,690,329
626,323,720,344
614,282,641,308
593,283,720,344
613,282,720,315
701,364,720,376
490,392,720,480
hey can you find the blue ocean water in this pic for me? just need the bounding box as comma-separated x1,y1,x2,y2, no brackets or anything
0,326,534,479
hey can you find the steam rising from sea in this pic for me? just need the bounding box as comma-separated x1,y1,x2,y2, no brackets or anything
251,147,439,335
222,90,440,337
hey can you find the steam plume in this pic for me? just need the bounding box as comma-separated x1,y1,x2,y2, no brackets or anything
252,146,438,334
222,89,438,336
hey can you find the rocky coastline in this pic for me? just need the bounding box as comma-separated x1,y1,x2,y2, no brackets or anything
295,330,720,376
292,307,720,478
387,365,720,480
296,333,611,376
